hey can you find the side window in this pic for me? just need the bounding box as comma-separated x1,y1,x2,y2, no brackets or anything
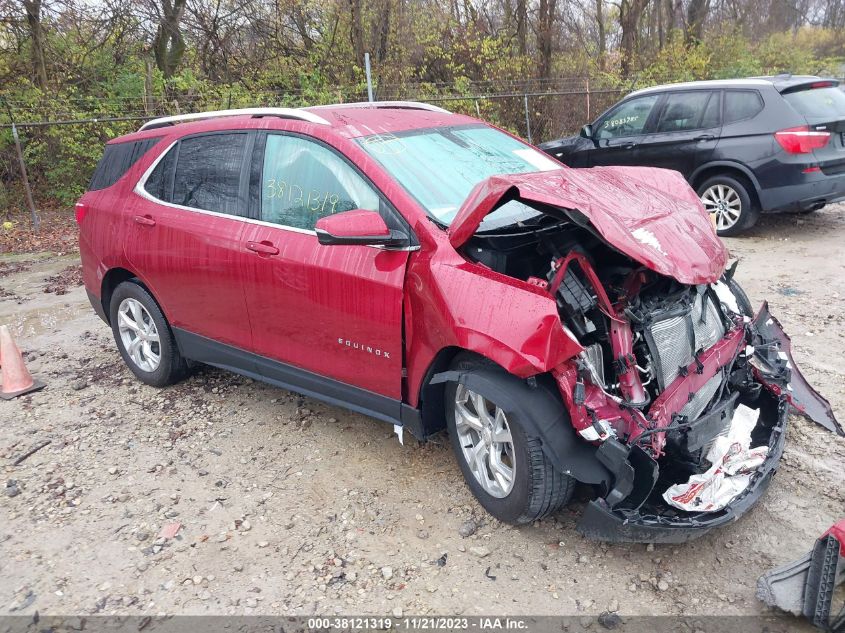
171,134,248,215
261,134,380,230
700,91,721,128
90,137,161,191
724,91,764,124
655,91,713,133
144,145,176,201
596,95,660,140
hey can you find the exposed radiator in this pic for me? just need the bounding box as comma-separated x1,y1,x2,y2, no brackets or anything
645,294,726,402
680,373,723,421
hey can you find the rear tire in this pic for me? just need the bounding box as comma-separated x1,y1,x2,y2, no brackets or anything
445,354,575,525
697,174,759,236
109,280,188,387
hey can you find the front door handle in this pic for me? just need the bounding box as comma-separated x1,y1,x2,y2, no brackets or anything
694,134,715,142
615,142,637,150
133,215,156,227
246,240,279,256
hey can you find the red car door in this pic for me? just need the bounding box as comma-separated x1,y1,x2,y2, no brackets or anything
241,132,409,405
125,132,254,351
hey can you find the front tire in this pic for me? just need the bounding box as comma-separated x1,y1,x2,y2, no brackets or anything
725,277,754,317
697,175,759,236
109,280,188,387
445,355,575,525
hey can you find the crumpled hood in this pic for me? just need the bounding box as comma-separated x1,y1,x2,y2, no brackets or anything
448,166,728,285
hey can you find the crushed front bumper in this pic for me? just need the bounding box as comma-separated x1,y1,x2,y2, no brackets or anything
575,301,841,544
576,395,787,543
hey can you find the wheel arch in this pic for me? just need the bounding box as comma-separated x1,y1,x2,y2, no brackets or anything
690,162,762,209
416,346,469,438
418,348,611,487
100,268,163,325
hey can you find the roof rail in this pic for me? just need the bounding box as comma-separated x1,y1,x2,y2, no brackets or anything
308,100,451,114
138,107,331,132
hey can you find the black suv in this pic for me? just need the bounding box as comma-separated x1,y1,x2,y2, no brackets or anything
540,76,845,235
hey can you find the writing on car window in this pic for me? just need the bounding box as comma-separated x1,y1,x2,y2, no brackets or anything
596,94,659,140
261,135,380,230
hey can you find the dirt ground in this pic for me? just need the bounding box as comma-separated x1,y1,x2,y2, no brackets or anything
1,207,843,625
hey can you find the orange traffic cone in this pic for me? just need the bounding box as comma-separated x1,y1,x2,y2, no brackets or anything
0,325,45,399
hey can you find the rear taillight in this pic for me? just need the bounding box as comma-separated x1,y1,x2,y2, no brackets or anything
74,201,89,225
774,126,831,154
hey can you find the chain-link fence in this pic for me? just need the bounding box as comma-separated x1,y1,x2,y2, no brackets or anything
1,77,630,136
6,72,845,221
0,77,635,214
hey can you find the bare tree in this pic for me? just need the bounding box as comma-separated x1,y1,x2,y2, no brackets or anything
686,0,710,42
152,0,188,80
537,0,558,79
516,0,528,54
22,0,48,88
348,0,365,67
595,0,606,67
619,0,650,76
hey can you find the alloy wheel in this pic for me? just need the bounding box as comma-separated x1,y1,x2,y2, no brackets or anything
700,184,742,231
454,384,516,498
117,298,161,372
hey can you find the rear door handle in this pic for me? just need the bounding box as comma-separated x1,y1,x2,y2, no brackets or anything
694,134,715,141
246,240,279,256
133,215,156,227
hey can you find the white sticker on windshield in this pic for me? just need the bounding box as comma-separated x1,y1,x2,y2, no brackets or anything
513,148,562,172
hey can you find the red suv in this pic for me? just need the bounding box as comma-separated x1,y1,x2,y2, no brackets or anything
78,103,841,542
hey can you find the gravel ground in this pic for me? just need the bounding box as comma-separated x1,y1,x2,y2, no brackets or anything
0,207,843,625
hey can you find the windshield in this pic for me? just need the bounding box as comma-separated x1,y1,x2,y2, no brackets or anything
357,124,562,231
783,86,845,120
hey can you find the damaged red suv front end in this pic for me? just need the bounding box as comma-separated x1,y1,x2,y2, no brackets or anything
432,165,842,543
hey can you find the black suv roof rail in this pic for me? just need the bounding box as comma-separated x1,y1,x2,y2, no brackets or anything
138,107,331,132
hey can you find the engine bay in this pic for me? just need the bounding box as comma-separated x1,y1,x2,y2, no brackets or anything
461,215,775,505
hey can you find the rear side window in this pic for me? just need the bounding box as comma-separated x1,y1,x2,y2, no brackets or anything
89,137,161,191
783,86,845,119
700,92,721,128
724,91,764,124
655,91,716,132
145,133,248,216
144,146,176,201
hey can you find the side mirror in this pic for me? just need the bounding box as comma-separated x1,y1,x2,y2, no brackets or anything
315,209,408,248
579,124,593,139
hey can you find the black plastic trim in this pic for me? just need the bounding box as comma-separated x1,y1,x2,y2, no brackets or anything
86,290,109,324
576,394,788,543
173,328,421,434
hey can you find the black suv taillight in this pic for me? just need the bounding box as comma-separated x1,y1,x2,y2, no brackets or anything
774,126,831,154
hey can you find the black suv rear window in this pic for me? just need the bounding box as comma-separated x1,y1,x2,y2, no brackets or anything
723,91,763,124
89,137,161,191
783,86,845,119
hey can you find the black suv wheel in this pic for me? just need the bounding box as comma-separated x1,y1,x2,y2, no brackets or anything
697,175,760,236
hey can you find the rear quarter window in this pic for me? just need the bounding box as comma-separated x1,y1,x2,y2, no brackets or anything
723,91,764,124
783,86,845,119
89,137,161,191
